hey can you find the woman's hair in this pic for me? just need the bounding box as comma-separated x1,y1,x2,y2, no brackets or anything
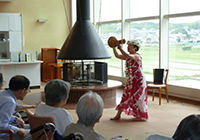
0,73,3,88
9,75,30,91
134,45,140,51
45,79,71,106
172,114,200,140
76,91,104,127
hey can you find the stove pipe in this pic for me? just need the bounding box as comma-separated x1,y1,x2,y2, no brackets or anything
57,0,111,60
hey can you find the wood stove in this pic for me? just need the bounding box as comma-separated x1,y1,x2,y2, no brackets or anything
55,0,121,103
63,61,107,86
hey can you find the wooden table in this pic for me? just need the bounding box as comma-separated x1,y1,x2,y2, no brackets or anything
48,63,63,80
48,63,77,81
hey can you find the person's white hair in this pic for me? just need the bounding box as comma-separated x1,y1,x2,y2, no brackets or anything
76,91,104,127
45,79,71,106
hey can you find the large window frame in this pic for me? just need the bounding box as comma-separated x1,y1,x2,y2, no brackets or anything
70,0,200,100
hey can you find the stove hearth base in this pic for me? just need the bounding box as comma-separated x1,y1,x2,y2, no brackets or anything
68,80,122,103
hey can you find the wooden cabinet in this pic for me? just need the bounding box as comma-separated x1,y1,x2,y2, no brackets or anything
41,48,60,82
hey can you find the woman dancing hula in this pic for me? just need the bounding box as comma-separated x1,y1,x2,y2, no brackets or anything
110,39,148,121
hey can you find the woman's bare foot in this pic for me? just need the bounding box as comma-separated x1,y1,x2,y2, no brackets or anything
110,110,122,120
132,117,146,121
110,116,121,120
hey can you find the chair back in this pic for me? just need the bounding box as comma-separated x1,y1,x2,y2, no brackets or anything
153,69,169,85
164,69,169,85
26,109,55,140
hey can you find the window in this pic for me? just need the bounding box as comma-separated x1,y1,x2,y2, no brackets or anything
169,0,200,14
169,16,200,88
99,23,122,76
130,20,159,80
100,0,121,21
130,0,159,18
91,0,200,90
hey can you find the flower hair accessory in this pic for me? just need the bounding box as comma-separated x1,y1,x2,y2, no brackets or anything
127,39,141,48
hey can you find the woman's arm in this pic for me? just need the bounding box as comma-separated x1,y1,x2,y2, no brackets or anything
15,102,42,111
118,47,141,61
113,47,126,60
22,102,41,109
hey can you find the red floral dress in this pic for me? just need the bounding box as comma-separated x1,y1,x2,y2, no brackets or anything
116,53,148,120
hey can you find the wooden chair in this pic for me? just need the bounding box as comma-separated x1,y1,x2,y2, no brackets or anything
26,109,55,140
147,69,169,105
0,129,14,140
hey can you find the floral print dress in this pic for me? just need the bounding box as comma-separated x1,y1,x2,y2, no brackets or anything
116,54,148,120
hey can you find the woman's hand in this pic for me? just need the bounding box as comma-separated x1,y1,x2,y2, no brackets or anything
115,41,120,47
117,46,122,49
33,101,42,108
21,101,43,109
115,41,122,49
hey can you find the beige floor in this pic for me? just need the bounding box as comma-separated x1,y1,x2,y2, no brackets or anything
19,82,200,140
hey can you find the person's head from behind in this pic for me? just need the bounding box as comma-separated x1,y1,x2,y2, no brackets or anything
172,114,200,140
9,75,30,100
0,73,3,90
76,91,104,127
45,79,71,106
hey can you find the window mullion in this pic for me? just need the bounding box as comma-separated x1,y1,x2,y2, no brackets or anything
159,0,169,69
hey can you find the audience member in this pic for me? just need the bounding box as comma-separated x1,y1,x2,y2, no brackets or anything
0,73,40,112
0,73,4,90
145,134,173,140
63,91,105,140
172,114,200,140
146,114,200,140
35,79,74,135
0,75,32,140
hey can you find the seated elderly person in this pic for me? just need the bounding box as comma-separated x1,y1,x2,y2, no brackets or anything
0,73,40,114
0,73,4,90
146,114,200,140
145,134,173,140
35,79,74,136
0,75,32,140
63,91,105,140
172,114,200,140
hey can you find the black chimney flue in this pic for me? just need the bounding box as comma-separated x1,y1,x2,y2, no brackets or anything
57,0,111,60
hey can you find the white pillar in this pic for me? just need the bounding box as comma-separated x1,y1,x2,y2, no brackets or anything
121,0,130,77
159,0,169,69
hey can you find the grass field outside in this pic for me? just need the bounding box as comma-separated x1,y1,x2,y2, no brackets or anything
106,44,200,83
